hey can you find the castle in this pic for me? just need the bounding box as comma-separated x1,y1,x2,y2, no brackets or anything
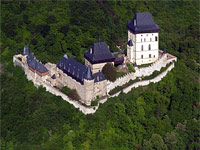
13,12,176,107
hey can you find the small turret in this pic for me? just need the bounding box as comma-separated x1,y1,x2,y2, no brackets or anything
134,62,137,67
22,45,30,55
84,66,94,105
127,40,133,46
64,53,68,59
84,66,94,80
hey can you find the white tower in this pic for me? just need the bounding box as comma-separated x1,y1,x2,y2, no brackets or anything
127,12,160,65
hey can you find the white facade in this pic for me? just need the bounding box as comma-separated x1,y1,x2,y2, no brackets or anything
127,30,159,65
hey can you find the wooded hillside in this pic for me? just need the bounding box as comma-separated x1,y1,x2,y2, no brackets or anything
1,1,199,149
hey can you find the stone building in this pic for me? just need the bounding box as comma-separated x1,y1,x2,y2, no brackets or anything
127,12,160,65
13,46,107,105
84,38,115,73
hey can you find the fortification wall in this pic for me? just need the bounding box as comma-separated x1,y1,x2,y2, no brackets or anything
123,62,174,93
107,54,174,93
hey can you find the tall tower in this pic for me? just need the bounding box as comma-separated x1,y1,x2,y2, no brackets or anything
84,66,94,105
126,12,160,65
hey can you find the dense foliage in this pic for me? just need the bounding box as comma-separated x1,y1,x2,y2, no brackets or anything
1,1,199,149
102,63,117,82
61,86,80,101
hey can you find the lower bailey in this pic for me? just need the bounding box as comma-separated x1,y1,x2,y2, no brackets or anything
13,53,107,105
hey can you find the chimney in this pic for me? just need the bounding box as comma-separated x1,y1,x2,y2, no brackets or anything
134,19,136,26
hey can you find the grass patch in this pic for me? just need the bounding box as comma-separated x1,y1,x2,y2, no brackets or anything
116,72,126,78
128,63,135,72
137,62,153,68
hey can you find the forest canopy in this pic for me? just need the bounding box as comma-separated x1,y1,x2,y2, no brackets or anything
1,1,199,149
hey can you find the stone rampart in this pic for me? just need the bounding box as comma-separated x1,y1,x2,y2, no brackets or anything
107,54,175,93
123,63,174,93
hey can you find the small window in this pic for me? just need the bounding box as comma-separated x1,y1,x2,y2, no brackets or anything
141,38,142,42
141,55,143,59
146,34,148,36
150,38,152,41
152,34,153,36
141,45,143,51
149,54,151,58
149,44,151,50
155,36,158,41
154,55,155,58
144,38,146,42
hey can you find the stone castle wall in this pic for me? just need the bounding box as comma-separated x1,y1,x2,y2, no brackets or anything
14,55,107,105
107,53,175,93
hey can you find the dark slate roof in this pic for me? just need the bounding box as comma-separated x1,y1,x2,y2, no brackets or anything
51,74,56,79
36,61,48,73
85,66,94,80
114,57,124,65
22,45,30,55
27,54,48,73
26,52,34,64
127,40,133,46
93,72,106,83
84,42,115,64
57,57,89,84
127,12,160,34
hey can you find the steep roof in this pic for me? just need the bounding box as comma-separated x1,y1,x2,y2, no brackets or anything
84,42,115,64
85,66,94,80
22,45,30,55
27,53,48,73
57,56,89,84
93,72,106,83
127,12,160,34
127,40,133,46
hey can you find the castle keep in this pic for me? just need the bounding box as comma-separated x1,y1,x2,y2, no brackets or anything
127,12,160,65
13,12,177,108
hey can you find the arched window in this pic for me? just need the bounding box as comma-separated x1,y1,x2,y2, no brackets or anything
155,36,158,41
149,44,151,50
141,45,143,51
141,55,143,59
144,38,146,42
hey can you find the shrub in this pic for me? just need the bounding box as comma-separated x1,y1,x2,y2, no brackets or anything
68,89,80,101
128,64,135,72
61,86,80,101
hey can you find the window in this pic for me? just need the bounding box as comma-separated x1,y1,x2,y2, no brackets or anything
141,45,143,51
144,38,146,42
141,38,142,42
141,55,143,59
149,44,151,50
150,38,152,41
155,36,158,41
149,54,151,58
154,55,155,58
146,34,148,36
